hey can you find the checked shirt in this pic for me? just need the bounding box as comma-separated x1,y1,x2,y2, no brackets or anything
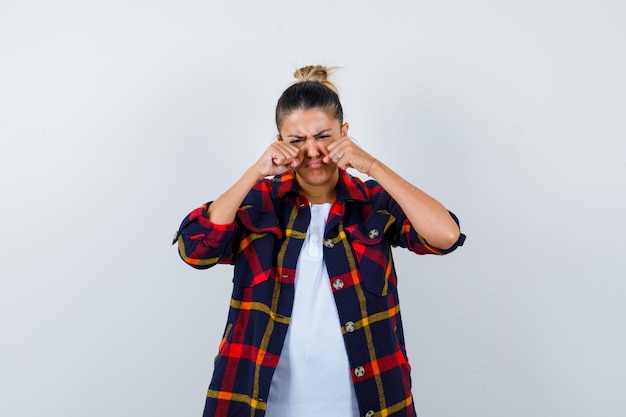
174,169,465,417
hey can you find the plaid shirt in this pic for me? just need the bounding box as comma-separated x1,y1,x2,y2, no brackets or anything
174,169,465,417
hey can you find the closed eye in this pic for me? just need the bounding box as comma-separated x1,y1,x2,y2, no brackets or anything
288,138,306,147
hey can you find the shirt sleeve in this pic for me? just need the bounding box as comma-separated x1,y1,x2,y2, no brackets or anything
385,193,466,255
173,202,238,269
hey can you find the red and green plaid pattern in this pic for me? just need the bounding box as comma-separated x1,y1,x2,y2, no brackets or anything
175,169,465,417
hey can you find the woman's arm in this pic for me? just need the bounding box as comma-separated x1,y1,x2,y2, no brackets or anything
366,159,460,250
325,139,461,250
207,140,300,224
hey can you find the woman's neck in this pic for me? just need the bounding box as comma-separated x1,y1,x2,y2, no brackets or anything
294,170,339,204
297,182,337,204
306,195,336,204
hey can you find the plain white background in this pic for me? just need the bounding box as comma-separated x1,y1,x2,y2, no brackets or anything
1,1,625,416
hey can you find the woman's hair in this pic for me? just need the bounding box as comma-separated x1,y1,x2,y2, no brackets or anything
275,65,343,131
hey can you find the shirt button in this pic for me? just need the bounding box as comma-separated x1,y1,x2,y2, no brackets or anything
368,228,379,239
354,366,365,377
332,279,344,290
345,321,355,332
365,411,375,417
323,239,334,248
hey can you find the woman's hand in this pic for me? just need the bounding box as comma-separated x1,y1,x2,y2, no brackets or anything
206,140,298,224
253,141,300,179
324,137,376,175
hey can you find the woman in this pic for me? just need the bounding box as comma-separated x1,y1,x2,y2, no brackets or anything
174,65,466,417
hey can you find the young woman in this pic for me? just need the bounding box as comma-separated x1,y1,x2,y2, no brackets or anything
174,65,466,417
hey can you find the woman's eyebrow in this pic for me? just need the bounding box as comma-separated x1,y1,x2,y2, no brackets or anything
313,129,332,137
287,129,332,140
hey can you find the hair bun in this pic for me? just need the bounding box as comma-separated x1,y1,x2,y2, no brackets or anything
294,65,340,95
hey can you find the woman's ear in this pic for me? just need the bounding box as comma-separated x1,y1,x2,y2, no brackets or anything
276,134,283,142
341,122,350,139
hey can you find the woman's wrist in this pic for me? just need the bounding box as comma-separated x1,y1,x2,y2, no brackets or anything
366,158,378,176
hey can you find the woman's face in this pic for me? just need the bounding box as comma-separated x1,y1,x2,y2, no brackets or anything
278,107,349,192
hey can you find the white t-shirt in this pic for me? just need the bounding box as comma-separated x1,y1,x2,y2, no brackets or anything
265,203,360,417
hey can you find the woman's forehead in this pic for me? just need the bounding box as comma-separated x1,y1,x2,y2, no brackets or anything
280,108,339,135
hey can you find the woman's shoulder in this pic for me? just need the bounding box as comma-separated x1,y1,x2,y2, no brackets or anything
241,173,298,211
241,178,274,207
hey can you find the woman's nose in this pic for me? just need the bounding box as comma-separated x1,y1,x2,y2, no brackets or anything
304,138,321,157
